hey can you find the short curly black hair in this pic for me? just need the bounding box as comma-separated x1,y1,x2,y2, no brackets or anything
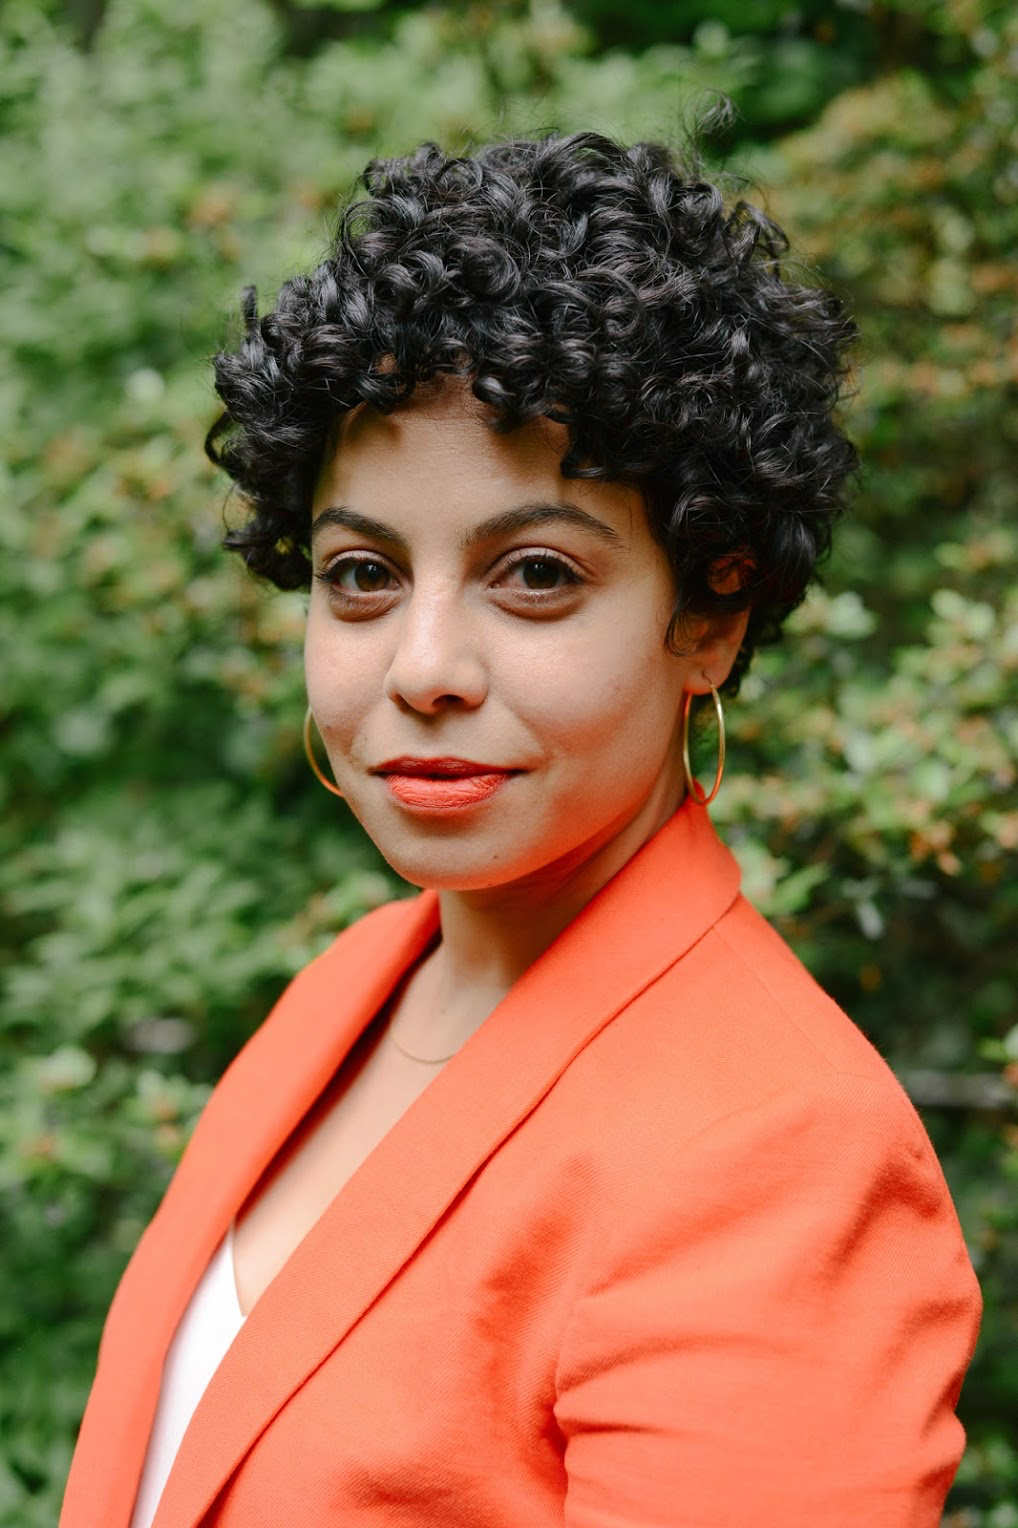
206,130,857,693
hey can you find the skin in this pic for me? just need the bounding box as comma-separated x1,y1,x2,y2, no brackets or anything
305,372,749,1060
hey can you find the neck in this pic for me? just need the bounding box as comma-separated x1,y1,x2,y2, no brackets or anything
402,774,686,1057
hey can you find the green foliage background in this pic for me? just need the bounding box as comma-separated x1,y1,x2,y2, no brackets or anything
2,0,1016,1520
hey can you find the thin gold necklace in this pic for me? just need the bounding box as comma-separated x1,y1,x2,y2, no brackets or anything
385,937,461,1063
387,1027,461,1065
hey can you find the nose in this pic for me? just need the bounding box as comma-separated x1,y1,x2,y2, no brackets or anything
382,587,488,715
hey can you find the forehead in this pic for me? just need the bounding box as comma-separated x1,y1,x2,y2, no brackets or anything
319,376,564,492
313,374,645,536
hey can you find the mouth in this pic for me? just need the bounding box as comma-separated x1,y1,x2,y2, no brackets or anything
371,759,522,813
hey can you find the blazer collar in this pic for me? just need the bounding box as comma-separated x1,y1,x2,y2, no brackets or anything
62,800,740,1528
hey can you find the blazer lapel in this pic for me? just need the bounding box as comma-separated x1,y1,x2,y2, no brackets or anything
59,891,441,1528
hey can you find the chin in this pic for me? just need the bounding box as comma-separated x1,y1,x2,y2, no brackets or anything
360,819,545,894
372,817,621,899
375,845,532,894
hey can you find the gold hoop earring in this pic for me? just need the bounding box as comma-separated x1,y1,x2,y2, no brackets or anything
680,677,726,806
303,707,344,798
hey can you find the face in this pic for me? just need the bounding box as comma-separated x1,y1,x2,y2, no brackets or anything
305,374,738,897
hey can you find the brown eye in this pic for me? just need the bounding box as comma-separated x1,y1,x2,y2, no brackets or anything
491,550,584,609
521,557,566,590
316,555,396,597
351,559,390,592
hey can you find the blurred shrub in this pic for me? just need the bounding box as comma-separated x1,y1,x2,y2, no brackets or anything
1,0,1015,1521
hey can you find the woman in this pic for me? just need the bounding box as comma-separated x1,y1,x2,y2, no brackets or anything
61,132,981,1528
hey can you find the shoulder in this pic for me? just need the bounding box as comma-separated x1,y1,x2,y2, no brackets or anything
551,890,947,1213
695,891,901,1085
552,899,981,1368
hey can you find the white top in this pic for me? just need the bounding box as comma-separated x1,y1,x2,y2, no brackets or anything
129,1221,246,1528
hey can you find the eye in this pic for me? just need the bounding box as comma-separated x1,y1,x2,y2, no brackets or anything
315,554,399,599
346,559,392,593
495,551,583,597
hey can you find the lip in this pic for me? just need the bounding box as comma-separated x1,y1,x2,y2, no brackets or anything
381,771,516,813
372,757,517,778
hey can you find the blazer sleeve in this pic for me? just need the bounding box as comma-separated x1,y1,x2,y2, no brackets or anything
553,1073,982,1528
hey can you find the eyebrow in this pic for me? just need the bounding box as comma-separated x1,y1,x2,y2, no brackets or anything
310,501,623,555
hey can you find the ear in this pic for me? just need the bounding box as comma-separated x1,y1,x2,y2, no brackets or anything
684,604,751,693
681,554,753,693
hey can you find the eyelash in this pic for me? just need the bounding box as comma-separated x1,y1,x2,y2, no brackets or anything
314,549,584,606
497,550,584,596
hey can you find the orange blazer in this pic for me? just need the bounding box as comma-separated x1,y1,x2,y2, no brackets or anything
61,801,982,1528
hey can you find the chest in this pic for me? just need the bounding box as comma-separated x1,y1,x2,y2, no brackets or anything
211,1096,592,1527
232,1008,443,1316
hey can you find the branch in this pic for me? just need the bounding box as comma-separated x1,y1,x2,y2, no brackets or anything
896,1068,1018,1114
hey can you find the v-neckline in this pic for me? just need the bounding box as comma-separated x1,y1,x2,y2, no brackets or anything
228,938,443,1319
223,1220,245,1325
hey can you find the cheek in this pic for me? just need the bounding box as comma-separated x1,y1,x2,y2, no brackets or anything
508,623,683,759
303,610,374,734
